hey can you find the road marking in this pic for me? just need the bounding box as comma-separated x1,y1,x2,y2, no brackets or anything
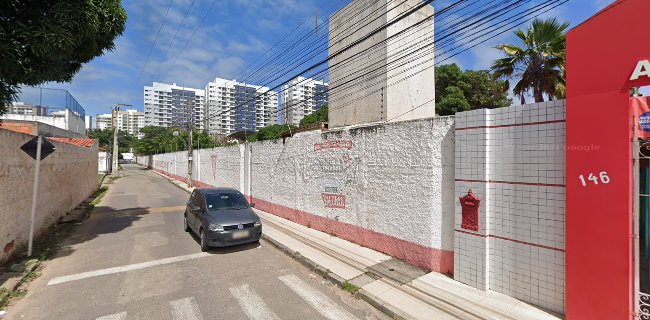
278,274,358,320
48,252,210,285
170,297,204,320
96,312,126,320
229,284,281,320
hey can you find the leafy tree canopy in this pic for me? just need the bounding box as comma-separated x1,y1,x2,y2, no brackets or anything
0,0,127,115
435,64,511,116
88,128,134,154
246,124,296,142
299,106,328,127
133,126,219,155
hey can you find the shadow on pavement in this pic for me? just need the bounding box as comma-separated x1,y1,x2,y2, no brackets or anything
52,206,151,260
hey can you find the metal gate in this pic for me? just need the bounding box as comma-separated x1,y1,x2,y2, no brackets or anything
636,136,650,319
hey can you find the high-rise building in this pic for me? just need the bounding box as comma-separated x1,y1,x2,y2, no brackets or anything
117,109,145,138
96,114,112,130
281,76,329,126
96,110,145,138
84,116,93,130
204,78,278,135
144,82,205,130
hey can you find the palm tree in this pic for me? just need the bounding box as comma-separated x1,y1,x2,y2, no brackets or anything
491,18,569,104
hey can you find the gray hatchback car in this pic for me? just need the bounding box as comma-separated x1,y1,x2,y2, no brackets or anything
184,188,262,251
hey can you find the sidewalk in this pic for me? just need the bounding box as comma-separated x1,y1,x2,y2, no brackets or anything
149,168,563,320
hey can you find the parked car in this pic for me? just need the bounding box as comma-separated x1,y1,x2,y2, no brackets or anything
184,188,262,251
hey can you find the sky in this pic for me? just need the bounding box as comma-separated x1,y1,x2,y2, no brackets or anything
39,0,613,117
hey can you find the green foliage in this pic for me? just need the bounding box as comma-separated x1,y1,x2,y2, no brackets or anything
435,64,511,116
246,124,296,142
87,128,135,153
437,86,471,116
341,281,360,294
0,0,127,115
491,18,569,104
133,126,220,155
299,106,328,127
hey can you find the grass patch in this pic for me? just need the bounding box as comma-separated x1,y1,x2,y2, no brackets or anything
341,281,360,294
83,187,109,216
97,173,106,186
0,288,27,309
293,251,301,257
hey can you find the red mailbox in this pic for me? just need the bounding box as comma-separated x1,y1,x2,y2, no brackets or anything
459,189,480,231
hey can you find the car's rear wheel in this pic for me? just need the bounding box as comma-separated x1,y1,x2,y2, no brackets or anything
183,214,190,232
200,229,209,252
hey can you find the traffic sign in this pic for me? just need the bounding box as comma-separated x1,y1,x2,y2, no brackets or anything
21,136,56,160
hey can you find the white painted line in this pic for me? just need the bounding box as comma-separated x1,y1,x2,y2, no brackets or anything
170,297,204,320
48,252,210,285
229,284,281,320
96,312,126,320
278,274,358,320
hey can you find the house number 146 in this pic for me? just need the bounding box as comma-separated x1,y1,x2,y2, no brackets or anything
578,172,610,187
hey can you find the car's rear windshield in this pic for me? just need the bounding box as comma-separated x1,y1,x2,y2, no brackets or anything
205,193,249,210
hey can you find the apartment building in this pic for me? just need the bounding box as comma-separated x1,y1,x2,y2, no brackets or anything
8,103,48,116
85,116,93,130
281,76,329,126
118,109,145,138
204,78,278,135
144,82,205,130
95,110,145,138
96,114,112,130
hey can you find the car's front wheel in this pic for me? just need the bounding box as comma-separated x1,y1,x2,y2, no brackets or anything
183,214,190,232
199,229,209,252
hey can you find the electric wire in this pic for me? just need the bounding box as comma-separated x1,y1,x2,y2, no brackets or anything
136,0,174,83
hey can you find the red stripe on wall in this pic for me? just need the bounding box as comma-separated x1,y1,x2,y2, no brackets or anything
455,119,566,131
455,229,565,252
455,179,565,188
147,166,454,274
252,196,454,274
151,168,215,189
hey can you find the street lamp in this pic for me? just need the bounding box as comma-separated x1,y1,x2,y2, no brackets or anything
112,103,132,175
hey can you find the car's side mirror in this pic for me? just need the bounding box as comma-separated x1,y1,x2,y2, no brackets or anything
250,203,255,208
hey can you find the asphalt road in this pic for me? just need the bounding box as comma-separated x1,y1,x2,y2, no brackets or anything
7,165,386,320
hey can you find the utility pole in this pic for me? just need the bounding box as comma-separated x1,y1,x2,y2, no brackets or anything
112,103,132,175
187,99,194,188
112,106,119,175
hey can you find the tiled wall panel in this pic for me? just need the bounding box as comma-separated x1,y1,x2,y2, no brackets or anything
454,101,566,314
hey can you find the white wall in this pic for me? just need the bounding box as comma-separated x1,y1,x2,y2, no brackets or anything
0,130,98,264
140,117,456,272
453,101,566,313
3,109,87,136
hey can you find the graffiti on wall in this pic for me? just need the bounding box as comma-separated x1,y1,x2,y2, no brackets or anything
321,193,346,209
312,139,357,210
211,154,218,182
314,140,353,151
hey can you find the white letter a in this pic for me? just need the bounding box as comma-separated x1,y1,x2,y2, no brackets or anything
631,60,650,81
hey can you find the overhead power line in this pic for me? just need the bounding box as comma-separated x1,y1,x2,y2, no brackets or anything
136,0,174,83
149,0,197,81
174,0,569,136
160,0,219,82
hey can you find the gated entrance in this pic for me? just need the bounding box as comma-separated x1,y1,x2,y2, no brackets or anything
567,1,650,319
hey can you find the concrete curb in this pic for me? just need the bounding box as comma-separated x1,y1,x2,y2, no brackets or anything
262,233,414,320
260,234,347,287
357,289,408,320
